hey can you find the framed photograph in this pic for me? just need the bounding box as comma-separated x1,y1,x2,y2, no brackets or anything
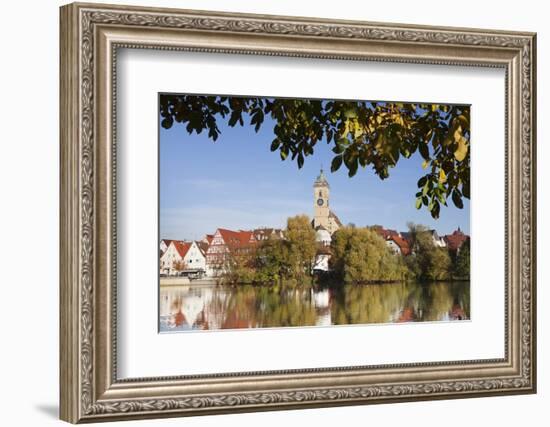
60,2,537,423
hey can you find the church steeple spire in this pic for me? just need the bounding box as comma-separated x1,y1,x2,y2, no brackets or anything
314,167,329,188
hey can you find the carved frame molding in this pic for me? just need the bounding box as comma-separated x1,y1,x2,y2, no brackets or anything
60,2,536,423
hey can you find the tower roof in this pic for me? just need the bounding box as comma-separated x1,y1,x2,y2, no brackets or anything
314,168,330,188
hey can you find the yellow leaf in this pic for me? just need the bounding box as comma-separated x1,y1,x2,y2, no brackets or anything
453,125,463,143
353,121,363,139
439,169,447,183
456,114,469,129
454,137,468,161
422,159,429,169
375,135,382,150
340,120,349,138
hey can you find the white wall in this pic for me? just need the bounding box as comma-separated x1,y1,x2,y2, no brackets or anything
0,0,546,426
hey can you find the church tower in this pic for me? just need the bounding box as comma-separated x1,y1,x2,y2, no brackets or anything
313,168,342,235
313,168,331,230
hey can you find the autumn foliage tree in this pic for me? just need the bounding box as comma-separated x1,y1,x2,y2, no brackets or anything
330,226,409,283
160,95,470,219
228,215,317,285
405,223,452,281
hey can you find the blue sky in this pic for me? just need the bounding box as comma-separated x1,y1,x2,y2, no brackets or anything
159,106,470,241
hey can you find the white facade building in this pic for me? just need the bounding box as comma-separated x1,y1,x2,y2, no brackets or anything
315,226,332,246
160,240,206,276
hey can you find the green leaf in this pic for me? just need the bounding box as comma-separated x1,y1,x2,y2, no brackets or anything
332,144,345,154
430,201,440,219
343,108,358,118
415,198,422,209
161,117,173,129
452,190,464,209
297,153,304,169
331,155,343,172
270,139,280,152
422,181,430,196
348,158,359,177
251,110,264,132
336,137,349,147
417,176,428,188
420,145,430,160
462,180,470,199
228,111,241,127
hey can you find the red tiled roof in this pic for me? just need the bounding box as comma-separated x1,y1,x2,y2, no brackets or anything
217,228,257,249
374,227,399,240
444,229,469,251
197,241,209,255
172,241,191,258
205,234,214,244
391,235,411,256
160,239,173,254
253,228,283,240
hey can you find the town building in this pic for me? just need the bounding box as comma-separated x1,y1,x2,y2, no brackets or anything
443,227,469,253
373,227,412,256
205,228,257,277
400,229,447,248
253,227,284,242
160,240,206,276
315,225,332,247
159,239,173,255
387,234,412,256
160,167,469,280
312,246,331,272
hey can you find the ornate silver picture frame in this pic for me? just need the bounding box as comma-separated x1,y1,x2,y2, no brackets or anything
60,2,536,423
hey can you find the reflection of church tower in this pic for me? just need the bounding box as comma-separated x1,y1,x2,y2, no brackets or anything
313,169,342,235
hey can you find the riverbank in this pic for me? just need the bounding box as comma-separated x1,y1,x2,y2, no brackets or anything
160,277,218,286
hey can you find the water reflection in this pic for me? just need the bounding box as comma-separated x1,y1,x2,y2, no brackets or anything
159,281,470,332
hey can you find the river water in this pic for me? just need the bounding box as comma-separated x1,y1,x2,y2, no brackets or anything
159,281,469,332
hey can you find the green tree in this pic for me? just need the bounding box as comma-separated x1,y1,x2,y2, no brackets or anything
453,239,470,279
228,215,316,285
254,237,291,284
406,223,452,281
224,247,257,284
330,226,409,283
285,215,317,280
160,95,470,219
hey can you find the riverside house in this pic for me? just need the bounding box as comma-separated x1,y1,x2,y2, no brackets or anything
160,240,206,276
205,228,257,277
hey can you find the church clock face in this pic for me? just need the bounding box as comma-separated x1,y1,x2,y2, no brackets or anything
317,198,324,206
